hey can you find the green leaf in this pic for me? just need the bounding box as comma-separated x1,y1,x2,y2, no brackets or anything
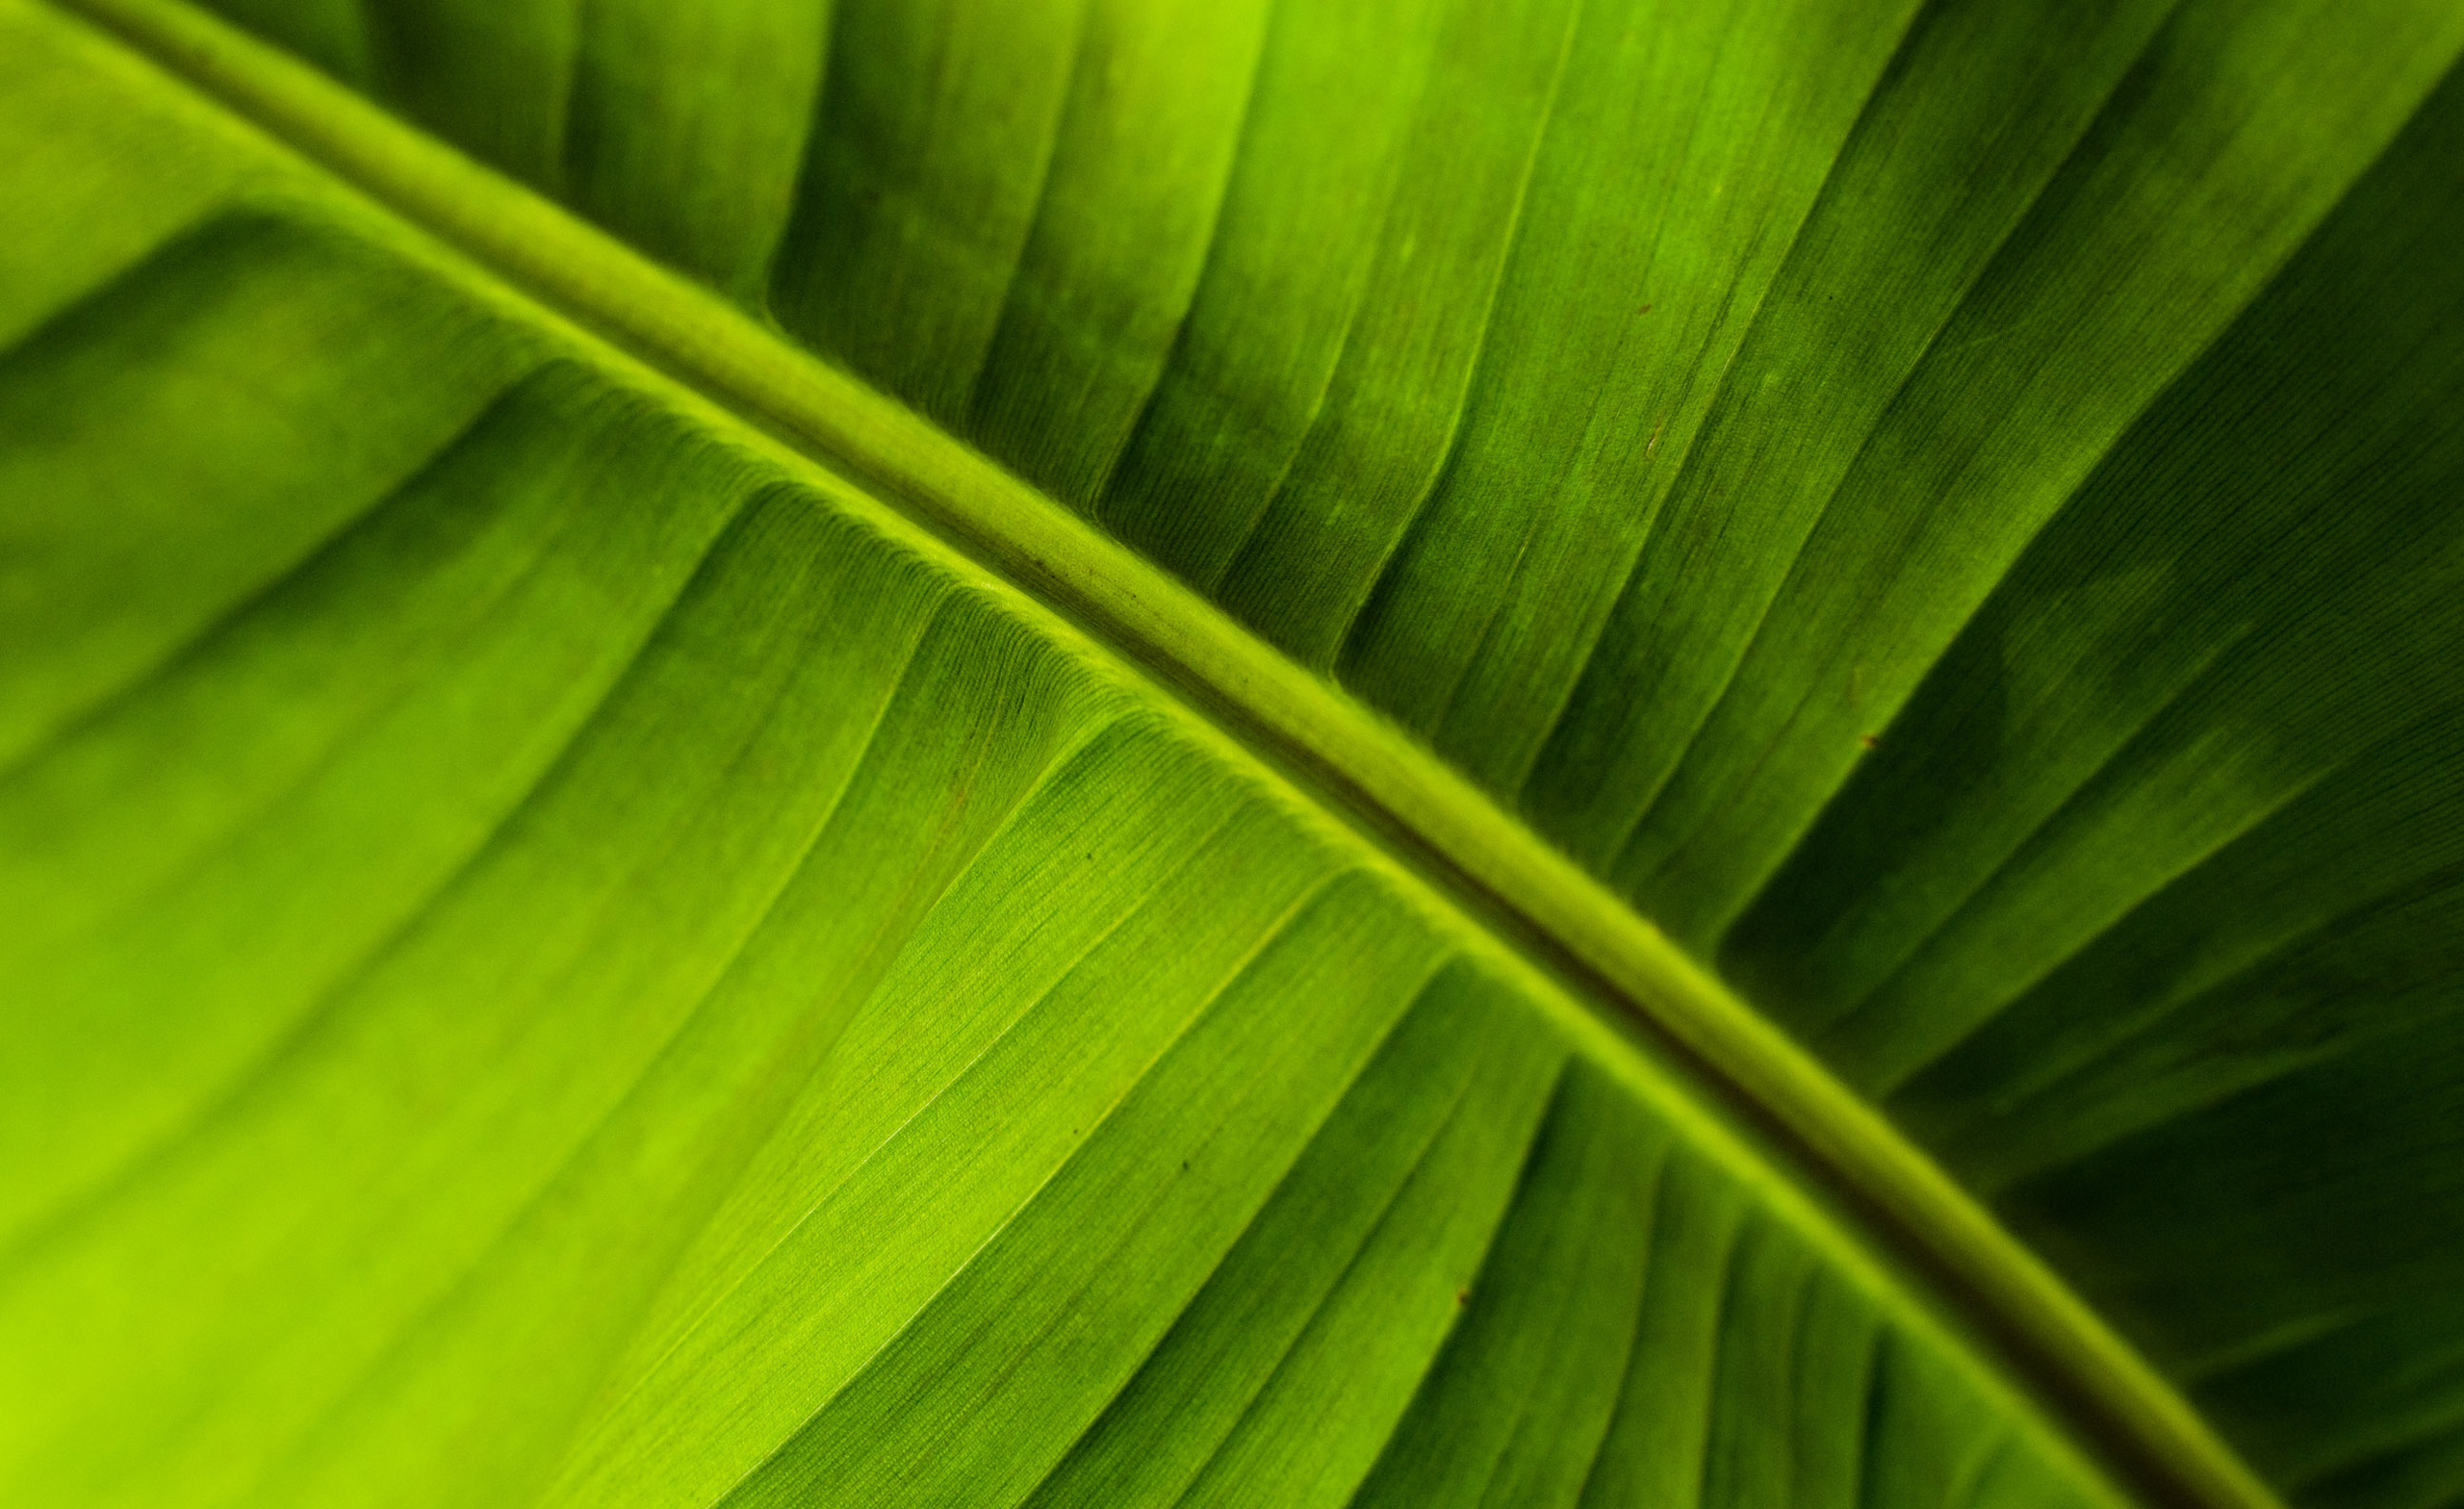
3,1,2459,1507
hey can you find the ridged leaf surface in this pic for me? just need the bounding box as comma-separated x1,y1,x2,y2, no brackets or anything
5,1,2462,1506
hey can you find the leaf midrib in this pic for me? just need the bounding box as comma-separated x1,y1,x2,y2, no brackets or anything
40,2,2277,1505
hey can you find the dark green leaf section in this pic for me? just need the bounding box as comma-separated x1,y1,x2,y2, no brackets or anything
1726,61,2464,1498
0,11,2112,1508
162,0,2464,1499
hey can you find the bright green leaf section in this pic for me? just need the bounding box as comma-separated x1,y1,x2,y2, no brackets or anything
12,0,2464,1505
149,0,2464,1498
0,6,2127,1508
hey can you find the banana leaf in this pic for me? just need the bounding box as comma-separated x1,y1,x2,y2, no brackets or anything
3,0,2460,1506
